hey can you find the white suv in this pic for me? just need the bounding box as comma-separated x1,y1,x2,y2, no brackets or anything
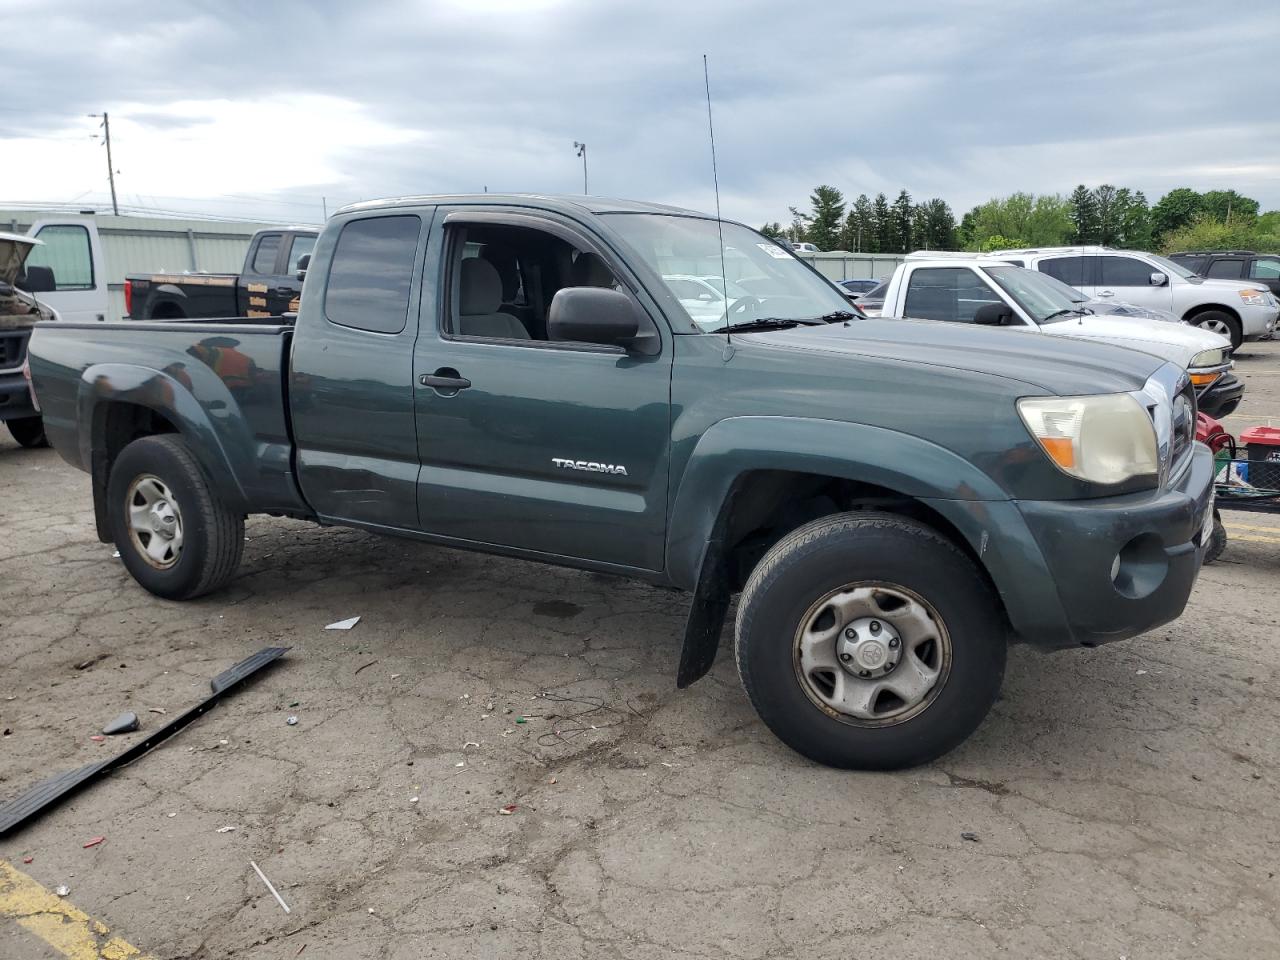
990,246,1278,350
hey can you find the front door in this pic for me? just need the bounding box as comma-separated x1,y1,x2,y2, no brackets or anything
238,231,302,318
412,208,673,572
25,220,107,322
1096,255,1173,311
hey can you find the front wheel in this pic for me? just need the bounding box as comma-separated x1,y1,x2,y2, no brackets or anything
107,434,244,600
1191,310,1243,352
7,416,48,448
735,513,1006,770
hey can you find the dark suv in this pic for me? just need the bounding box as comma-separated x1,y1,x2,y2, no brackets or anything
1169,250,1280,298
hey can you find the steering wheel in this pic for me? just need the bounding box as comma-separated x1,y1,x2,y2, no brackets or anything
726,295,761,318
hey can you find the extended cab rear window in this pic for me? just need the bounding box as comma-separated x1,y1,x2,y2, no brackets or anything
324,216,421,334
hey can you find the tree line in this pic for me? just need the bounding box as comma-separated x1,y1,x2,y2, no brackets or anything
762,185,1279,255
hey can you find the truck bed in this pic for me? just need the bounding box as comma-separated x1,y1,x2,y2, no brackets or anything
27,318,307,516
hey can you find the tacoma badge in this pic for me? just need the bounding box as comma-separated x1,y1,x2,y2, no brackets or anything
552,458,628,476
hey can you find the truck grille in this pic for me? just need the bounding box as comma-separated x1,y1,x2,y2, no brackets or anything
0,330,31,371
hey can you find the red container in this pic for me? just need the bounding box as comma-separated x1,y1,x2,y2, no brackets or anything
1240,426,1280,460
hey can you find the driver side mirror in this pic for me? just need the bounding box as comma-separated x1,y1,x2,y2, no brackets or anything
973,302,1015,326
1149,271,1167,286
296,254,310,281
548,287,659,355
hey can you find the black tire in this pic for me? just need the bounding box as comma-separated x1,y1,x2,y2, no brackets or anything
7,416,48,448
1203,510,1226,565
107,434,244,600
1190,310,1242,352
735,512,1006,770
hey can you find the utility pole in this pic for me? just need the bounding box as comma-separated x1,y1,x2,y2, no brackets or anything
573,141,588,194
88,112,119,215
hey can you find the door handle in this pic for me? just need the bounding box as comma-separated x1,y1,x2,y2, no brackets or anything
275,286,296,294
1098,289,1115,297
419,369,471,392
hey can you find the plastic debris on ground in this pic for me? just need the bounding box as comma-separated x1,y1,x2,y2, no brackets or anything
250,859,291,914
89,735,106,743
216,825,237,833
286,715,298,726
498,804,518,815
102,712,139,735
325,616,361,631
961,831,979,842
21,856,32,864
83,836,105,848
55,885,70,897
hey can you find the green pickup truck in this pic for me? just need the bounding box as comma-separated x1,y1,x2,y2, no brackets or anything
27,194,1215,770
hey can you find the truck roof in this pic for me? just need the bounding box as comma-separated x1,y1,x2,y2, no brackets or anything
337,193,709,220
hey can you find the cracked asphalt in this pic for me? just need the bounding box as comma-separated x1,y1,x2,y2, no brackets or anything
3,343,1279,959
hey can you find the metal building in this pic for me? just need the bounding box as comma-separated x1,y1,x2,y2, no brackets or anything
0,209,313,321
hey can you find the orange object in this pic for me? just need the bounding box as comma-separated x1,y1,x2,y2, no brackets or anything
83,836,105,848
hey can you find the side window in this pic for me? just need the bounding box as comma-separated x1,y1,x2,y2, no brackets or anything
1249,258,1280,280
324,216,421,334
286,234,317,275
446,221,620,343
27,224,95,290
1206,259,1244,279
1038,256,1088,287
903,267,1000,323
1099,256,1155,287
250,234,283,275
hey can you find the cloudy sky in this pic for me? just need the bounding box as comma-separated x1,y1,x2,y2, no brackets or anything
2,0,1277,227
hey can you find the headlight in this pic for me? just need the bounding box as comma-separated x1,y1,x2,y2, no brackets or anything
1238,289,1268,306
1191,347,1228,367
1018,394,1158,485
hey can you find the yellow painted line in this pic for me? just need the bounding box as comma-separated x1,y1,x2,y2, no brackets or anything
0,860,152,959
1224,522,1280,533
1225,532,1280,545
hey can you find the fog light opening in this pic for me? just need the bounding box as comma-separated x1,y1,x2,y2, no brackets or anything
1111,533,1169,600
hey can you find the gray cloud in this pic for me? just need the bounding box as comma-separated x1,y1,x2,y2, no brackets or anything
3,0,1277,225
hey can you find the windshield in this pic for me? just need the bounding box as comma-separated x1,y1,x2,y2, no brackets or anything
1146,252,1199,281
1033,271,1089,304
601,214,852,331
985,265,1086,324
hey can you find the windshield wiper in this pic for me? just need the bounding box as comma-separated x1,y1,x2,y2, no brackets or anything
723,317,826,332
1041,308,1087,323
815,310,857,323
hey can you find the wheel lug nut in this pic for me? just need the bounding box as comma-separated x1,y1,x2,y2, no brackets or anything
869,621,881,634
844,628,855,639
858,669,871,678
839,653,853,663
888,637,900,648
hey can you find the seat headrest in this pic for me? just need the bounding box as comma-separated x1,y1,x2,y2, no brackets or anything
480,245,520,301
569,252,615,288
460,258,503,315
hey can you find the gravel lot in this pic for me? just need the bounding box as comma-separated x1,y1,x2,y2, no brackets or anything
3,342,1278,959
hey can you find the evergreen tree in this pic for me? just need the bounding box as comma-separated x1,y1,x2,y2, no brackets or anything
891,189,914,253
871,192,892,254
1068,185,1099,244
1116,190,1152,249
806,185,846,251
920,198,956,249
841,193,873,251
759,222,785,240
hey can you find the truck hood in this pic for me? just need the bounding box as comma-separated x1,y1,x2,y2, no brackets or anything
744,317,1163,396
0,231,41,287
1044,312,1230,367
1198,276,1270,295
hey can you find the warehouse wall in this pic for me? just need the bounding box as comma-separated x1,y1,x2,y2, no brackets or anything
1,209,317,321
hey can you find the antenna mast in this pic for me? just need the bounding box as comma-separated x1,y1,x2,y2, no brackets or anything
702,55,729,345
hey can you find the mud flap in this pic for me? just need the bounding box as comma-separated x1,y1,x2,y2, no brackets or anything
676,541,731,688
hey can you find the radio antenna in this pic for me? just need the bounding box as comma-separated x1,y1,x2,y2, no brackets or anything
702,54,730,347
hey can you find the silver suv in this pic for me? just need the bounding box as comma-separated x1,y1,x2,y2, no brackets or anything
990,245,1278,350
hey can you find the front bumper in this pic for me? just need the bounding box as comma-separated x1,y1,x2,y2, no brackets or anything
1241,302,1278,340
1197,373,1245,418
1001,443,1214,650
0,372,37,422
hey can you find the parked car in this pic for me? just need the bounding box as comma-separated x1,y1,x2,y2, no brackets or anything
854,278,889,316
838,278,880,295
125,227,318,320
0,231,59,447
790,241,820,254
990,245,1278,350
30,193,1214,771
1168,250,1280,299
880,257,1243,417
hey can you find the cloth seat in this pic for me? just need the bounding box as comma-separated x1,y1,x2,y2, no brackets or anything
456,258,530,339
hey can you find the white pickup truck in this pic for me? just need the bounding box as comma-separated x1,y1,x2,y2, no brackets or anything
879,257,1243,418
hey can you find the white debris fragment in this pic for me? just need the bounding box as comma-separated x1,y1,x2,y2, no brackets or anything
325,616,361,630
455,761,465,768
1136,669,1148,676
409,796,419,804
216,825,237,833
55,885,71,897
111,550,121,558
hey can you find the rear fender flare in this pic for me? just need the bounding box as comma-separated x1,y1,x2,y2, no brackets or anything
78,362,250,508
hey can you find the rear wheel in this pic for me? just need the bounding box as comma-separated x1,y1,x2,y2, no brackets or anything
107,434,243,600
6,416,48,448
1203,509,1227,565
735,512,1006,770
1191,310,1242,351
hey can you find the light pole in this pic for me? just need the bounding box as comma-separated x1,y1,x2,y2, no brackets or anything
573,141,588,195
